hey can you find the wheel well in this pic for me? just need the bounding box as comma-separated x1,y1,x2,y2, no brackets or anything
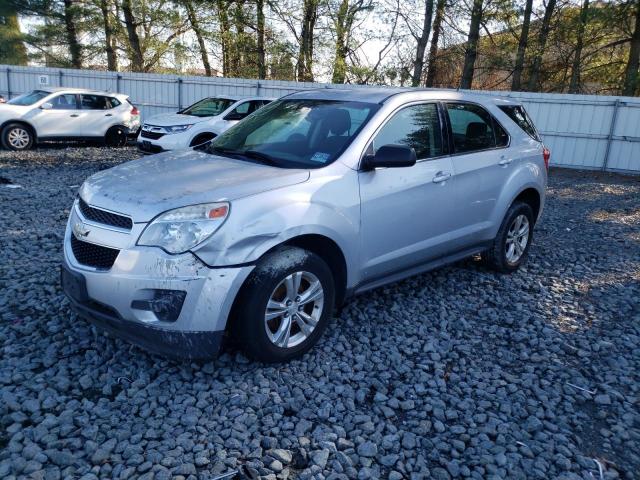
282,235,348,308
189,132,216,147
514,188,541,221
1,120,37,141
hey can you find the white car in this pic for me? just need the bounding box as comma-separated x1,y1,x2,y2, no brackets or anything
0,88,141,150
137,96,274,153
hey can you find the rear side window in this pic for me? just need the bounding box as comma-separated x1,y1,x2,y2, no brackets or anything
446,103,499,153
107,97,121,108
499,105,540,141
81,95,110,110
372,103,443,160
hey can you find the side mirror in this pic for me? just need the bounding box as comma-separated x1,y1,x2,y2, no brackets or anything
362,144,417,170
40,102,53,110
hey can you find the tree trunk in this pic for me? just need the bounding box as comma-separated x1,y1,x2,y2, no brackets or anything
411,0,435,87
184,0,212,76
568,0,589,93
623,0,640,96
121,0,144,72
297,0,318,82
99,0,118,71
511,0,533,91
256,0,266,79
527,0,557,91
332,0,350,84
459,0,483,89
63,0,82,67
216,0,231,76
425,0,445,88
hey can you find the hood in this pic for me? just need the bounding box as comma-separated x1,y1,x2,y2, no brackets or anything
144,113,213,127
79,150,310,222
0,104,29,118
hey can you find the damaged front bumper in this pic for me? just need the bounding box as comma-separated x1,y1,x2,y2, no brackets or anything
61,209,254,359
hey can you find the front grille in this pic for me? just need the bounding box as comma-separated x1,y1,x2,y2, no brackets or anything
141,130,165,140
79,199,132,230
70,236,120,270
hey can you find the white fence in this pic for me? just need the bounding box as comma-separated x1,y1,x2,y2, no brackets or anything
1,64,639,173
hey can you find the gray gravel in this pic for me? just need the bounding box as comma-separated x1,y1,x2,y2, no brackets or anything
1,146,639,480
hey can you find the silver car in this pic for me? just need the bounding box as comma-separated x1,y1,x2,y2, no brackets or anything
61,88,548,362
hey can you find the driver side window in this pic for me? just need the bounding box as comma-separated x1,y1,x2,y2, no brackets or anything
372,103,443,160
50,94,78,110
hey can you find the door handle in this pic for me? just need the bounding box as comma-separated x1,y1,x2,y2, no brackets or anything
432,171,451,183
498,158,513,166
105,113,113,117
70,114,79,117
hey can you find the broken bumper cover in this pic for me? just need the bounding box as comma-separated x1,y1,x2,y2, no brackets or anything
61,232,254,359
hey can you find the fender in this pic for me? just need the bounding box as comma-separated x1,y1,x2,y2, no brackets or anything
0,119,38,141
490,159,546,238
193,173,361,286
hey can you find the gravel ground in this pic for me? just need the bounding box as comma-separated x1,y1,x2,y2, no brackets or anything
1,146,639,480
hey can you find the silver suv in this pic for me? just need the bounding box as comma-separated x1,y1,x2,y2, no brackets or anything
61,88,548,362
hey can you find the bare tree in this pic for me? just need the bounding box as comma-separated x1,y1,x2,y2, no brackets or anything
511,0,533,91
568,0,589,93
121,0,144,71
411,0,435,86
425,0,445,87
460,0,483,89
623,0,640,96
527,0,557,91
184,0,212,76
331,0,373,84
256,0,266,79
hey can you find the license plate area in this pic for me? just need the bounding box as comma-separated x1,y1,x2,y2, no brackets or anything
61,266,88,303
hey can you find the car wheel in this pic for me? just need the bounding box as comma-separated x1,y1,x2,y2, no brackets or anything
482,201,534,273
232,247,335,362
190,133,216,151
2,123,34,151
105,126,128,147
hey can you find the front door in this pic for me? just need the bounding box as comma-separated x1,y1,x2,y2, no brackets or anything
358,102,457,282
29,94,85,137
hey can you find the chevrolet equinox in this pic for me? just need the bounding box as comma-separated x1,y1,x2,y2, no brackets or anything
61,88,548,362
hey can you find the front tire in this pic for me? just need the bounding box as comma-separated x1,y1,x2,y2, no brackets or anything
2,123,34,151
482,201,534,273
232,247,335,362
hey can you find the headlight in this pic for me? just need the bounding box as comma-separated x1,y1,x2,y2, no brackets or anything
138,202,229,254
165,124,193,134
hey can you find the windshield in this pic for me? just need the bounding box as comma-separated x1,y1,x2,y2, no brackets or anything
208,99,379,169
179,97,235,117
7,90,50,106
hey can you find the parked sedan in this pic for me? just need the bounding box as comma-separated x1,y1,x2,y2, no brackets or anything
137,96,274,153
62,88,548,362
0,88,141,150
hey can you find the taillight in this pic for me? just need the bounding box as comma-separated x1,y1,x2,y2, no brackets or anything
542,146,550,170
131,106,140,116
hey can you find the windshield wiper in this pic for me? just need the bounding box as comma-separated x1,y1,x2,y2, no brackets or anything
241,150,279,166
208,146,244,159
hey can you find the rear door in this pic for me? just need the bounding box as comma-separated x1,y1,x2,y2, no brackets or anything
79,94,118,137
445,102,512,248
358,102,457,281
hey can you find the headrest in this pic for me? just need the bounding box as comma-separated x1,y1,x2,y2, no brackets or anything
326,108,351,136
466,122,487,138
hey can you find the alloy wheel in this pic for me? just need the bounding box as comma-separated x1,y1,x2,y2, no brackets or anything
264,271,324,349
8,128,30,149
505,214,530,264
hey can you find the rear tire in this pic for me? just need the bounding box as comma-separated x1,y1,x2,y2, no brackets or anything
105,126,128,147
2,123,34,151
482,201,534,273
232,247,335,362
